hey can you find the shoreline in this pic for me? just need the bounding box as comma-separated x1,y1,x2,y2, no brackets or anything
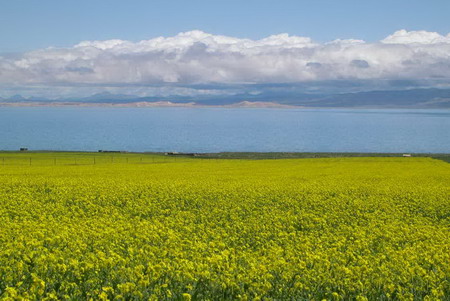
1,150,449,158
0,151,448,164
0,101,298,109
0,101,449,110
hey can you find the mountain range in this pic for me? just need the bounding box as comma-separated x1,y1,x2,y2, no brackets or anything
1,88,450,108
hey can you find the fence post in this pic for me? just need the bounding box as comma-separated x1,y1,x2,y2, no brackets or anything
126,157,129,164
94,157,96,165
54,158,56,165
29,157,32,166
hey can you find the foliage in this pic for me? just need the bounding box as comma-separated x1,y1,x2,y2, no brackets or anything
0,155,449,300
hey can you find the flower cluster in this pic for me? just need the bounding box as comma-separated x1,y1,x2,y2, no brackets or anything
0,156,449,300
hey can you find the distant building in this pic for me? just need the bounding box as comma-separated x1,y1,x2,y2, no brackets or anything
403,154,412,157
19,147,28,151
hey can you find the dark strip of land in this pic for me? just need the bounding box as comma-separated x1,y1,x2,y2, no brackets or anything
1,151,448,163
185,152,450,163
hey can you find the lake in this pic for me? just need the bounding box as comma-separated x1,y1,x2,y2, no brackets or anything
0,107,449,153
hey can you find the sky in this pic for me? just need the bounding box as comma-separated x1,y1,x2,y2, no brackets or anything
1,0,450,99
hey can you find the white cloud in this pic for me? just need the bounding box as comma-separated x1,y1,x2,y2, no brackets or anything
381,29,450,44
1,29,450,95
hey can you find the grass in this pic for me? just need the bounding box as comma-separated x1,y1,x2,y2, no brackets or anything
190,152,450,161
1,151,448,165
0,151,190,166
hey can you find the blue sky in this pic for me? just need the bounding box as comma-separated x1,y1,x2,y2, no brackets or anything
1,0,450,98
1,0,450,52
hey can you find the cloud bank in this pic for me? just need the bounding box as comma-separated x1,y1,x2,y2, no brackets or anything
1,29,450,97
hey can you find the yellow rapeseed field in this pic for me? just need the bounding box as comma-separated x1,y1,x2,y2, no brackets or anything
0,154,449,300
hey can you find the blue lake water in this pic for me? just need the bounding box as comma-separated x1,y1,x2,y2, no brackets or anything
0,107,449,153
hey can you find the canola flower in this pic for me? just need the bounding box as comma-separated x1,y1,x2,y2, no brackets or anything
0,155,449,300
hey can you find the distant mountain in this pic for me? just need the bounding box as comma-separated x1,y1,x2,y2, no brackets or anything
0,94,52,102
305,88,450,108
2,88,450,108
9,94,27,101
192,88,450,108
77,92,137,102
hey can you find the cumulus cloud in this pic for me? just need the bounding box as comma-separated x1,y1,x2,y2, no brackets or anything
1,29,450,97
381,29,450,44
